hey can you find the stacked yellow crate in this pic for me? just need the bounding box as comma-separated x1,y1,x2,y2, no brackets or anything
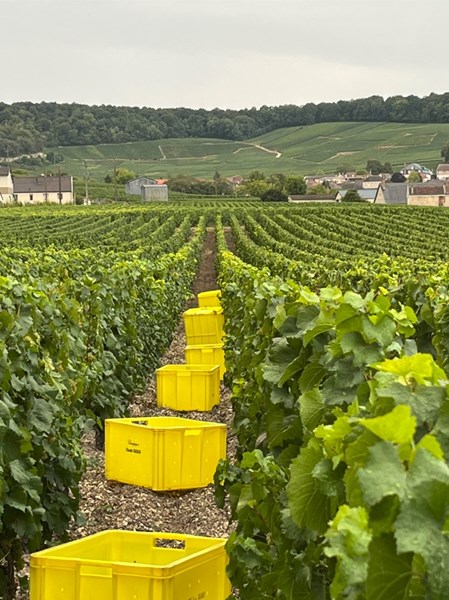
185,290,226,380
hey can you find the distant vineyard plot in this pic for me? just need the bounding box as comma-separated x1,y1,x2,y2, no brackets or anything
48,121,449,180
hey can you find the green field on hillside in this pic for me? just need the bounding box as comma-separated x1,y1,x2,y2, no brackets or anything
48,121,449,181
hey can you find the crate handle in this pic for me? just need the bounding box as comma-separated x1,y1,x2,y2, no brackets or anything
184,430,201,437
79,565,113,578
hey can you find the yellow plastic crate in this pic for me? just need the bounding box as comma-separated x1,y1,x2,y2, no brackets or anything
30,530,231,600
185,343,226,380
105,416,226,491
183,307,224,345
198,289,222,307
156,364,220,411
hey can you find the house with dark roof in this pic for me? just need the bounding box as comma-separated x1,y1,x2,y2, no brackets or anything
13,175,74,204
0,166,13,203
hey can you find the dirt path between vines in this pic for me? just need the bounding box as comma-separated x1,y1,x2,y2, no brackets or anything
70,228,234,542
17,228,235,599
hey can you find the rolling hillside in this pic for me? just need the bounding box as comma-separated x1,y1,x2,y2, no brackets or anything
49,121,449,180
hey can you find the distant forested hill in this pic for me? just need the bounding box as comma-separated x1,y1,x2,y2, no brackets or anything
2,93,449,157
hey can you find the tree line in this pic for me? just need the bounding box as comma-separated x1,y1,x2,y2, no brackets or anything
2,93,449,157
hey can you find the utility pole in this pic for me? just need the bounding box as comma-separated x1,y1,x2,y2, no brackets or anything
113,159,117,202
213,170,219,196
58,167,62,204
84,160,89,205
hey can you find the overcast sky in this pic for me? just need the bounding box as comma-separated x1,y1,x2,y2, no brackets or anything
3,0,449,110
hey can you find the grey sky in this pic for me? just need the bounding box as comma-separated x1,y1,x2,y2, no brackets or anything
4,0,449,110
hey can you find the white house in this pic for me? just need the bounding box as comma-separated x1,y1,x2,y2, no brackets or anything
436,164,449,180
401,163,433,182
0,166,13,203
13,175,74,204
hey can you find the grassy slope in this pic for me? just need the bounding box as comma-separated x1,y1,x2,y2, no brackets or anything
49,122,449,180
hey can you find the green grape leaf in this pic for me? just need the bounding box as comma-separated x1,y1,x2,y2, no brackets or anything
395,449,449,599
288,441,333,534
299,361,327,393
358,441,406,506
361,314,396,346
366,534,415,600
299,388,324,437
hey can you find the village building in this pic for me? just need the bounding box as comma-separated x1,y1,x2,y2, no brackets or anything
374,180,449,206
362,175,384,189
408,181,449,207
335,188,378,203
13,175,74,204
436,164,449,180
400,163,434,182
0,166,14,203
338,180,364,191
374,183,408,205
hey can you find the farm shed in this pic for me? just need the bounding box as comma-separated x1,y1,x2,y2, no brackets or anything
125,177,156,195
141,184,168,202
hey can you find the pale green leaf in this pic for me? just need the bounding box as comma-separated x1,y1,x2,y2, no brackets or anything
360,404,416,445
372,353,448,386
325,504,372,598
